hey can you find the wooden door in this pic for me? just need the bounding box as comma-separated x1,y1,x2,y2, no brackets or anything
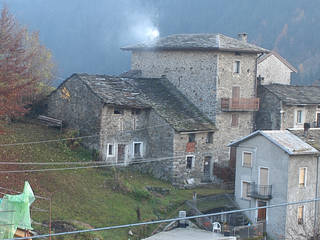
232,87,240,108
117,144,126,163
257,201,267,222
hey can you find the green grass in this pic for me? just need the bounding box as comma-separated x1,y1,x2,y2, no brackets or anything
0,120,229,240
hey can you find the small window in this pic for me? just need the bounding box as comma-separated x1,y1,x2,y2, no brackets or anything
233,60,241,73
188,133,196,143
296,110,303,124
114,108,124,114
231,114,239,127
298,206,304,225
131,109,141,115
242,152,252,168
107,144,114,156
242,181,250,200
206,132,213,143
186,156,194,169
133,142,143,157
299,167,307,187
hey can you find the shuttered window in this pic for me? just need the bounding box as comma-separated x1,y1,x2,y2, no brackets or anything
298,206,304,224
231,114,239,127
242,152,252,168
242,181,250,200
299,167,307,187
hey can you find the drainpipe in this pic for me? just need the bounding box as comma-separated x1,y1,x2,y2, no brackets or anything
314,155,319,235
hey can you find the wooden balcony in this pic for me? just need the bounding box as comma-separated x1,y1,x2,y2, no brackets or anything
221,98,259,112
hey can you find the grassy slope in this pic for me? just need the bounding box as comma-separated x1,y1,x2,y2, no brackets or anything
0,120,228,240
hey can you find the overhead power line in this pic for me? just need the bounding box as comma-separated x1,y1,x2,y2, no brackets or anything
7,197,320,240
0,116,210,147
0,155,184,174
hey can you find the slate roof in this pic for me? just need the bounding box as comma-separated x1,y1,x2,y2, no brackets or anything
262,84,320,105
121,34,269,53
70,74,215,132
257,51,298,72
229,130,319,155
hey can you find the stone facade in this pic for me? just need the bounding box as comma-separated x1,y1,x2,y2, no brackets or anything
100,105,215,185
257,53,295,85
131,50,258,164
256,85,320,130
232,131,319,239
45,75,103,149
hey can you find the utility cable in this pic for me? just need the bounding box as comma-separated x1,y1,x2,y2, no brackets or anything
6,197,320,240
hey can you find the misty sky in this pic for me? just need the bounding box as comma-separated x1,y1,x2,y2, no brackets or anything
1,0,319,85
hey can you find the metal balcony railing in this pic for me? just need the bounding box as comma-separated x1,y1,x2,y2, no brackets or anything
247,183,272,200
221,98,259,112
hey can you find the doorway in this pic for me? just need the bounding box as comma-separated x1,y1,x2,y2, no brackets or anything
203,156,212,182
257,201,267,222
117,144,126,164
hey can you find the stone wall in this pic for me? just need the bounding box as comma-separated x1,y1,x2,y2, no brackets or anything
173,131,215,185
255,86,281,130
257,54,292,85
46,75,103,149
282,105,318,129
215,52,257,163
131,50,218,120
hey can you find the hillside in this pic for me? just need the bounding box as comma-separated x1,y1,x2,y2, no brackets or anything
0,120,227,240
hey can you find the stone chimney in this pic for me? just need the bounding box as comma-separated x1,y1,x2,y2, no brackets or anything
238,33,248,42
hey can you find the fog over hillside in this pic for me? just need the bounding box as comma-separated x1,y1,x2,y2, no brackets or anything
3,0,319,85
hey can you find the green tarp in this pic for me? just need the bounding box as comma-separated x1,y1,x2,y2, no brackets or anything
0,182,35,239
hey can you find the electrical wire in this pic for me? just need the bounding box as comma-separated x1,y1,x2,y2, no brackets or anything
0,116,212,147
6,197,320,240
0,155,184,173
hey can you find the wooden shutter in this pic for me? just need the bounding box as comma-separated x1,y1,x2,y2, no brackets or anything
299,168,306,186
231,114,239,127
242,182,249,199
232,87,240,99
243,152,252,167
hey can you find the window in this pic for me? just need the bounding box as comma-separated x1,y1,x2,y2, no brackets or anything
131,109,141,115
133,142,143,157
186,155,195,169
296,110,303,124
299,167,307,187
233,60,241,73
114,108,124,114
107,144,114,156
231,114,239,127
298,206,304,224
206,132,213,143
241,181,250,200
188,133,196,143
242,152,252,168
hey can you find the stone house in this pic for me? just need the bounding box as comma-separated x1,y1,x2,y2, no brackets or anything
256,84,320,130
257,51,298,85
46,73,216,185
229,130,320,239
121,33,269,166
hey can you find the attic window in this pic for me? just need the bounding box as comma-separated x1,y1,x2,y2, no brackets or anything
233,61,241,73
114,108,124,114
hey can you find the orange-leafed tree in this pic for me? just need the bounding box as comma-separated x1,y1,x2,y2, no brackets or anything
0,6,54,122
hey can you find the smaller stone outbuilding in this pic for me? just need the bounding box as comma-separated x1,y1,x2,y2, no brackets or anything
257,51,297,85
256,84,320,130
229,130,319,239
45,74,216,186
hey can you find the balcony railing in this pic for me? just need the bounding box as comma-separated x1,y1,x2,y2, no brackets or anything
247,183,272,200
221,98,259,112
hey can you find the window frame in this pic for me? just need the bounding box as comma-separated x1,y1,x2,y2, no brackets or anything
297,205,304,225
133,141,143,158
233,60,241,74
299,167,307,187
186,155,195,169
231,113,239,127
242,151,252,168
107,143,114,157
206,132,213,144
241,180,251,200
188,133,196,143
294,108,305,127
114,108,124,115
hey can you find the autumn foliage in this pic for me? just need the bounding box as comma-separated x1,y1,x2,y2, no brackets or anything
0,7,54,121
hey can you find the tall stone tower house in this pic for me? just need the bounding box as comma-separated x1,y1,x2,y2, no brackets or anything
122,33,269,164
